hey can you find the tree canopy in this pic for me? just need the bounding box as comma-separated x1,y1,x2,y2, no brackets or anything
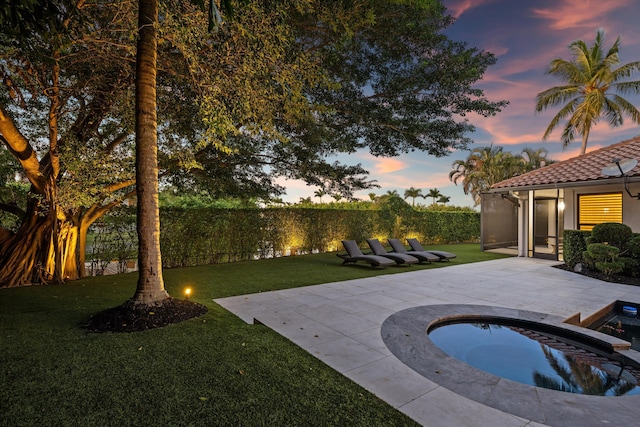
0,0,505,287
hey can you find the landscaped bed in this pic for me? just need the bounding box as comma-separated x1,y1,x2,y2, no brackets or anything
554,263,640,287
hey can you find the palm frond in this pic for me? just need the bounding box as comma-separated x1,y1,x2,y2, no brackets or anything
602,96,624,127
611,61,640,81
608,94,640,124
535,85,580,112
542,99,578,140
612,78,640,95
548,59,587,84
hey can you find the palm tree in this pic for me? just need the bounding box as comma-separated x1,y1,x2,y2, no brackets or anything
449,145,523,206
521,148,555,172
535,30,640,155
437,195,450,205
426,188,442,205
130,0,232,306
404,187,423,207
314,189,325,203
131,0,169,305
368,192,377,201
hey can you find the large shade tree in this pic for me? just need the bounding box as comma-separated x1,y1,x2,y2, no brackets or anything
1,0,506,289
0,0,138,286
0,1,362,288
535,30,640,155
295,1,507,158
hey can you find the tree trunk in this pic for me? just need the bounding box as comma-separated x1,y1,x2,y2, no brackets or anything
130,0,169,305
77,219,88,278
580,128,590,155
0,193,78,287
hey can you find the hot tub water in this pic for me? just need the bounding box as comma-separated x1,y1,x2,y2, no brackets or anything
429,321,640,396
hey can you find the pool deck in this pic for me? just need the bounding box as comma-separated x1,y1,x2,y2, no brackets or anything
215,257,640,427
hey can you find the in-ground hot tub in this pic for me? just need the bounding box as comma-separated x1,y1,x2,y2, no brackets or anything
382,305,640,427
429,319,640,396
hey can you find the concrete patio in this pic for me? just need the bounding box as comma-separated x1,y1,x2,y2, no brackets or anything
215,257,640,426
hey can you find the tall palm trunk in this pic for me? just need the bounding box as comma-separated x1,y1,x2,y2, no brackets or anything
580,128,590,155
130,0,169,304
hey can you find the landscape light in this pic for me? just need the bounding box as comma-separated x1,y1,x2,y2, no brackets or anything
185,288,192,299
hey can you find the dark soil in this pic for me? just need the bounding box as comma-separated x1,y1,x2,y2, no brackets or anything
84,298,208,333
553,263,640,286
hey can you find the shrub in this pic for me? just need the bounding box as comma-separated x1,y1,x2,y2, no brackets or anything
621,257,640,277
586,222,633,250
626,235,640,258
563,230,590,268
583,243,624,278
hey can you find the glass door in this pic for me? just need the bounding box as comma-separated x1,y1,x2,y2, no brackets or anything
533,198,558,260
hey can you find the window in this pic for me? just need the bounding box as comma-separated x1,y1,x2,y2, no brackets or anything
577,193,622,231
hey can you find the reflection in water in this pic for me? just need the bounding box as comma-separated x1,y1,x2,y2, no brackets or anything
533,346,637,396
428,322,640,396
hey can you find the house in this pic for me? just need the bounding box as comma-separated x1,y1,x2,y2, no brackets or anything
481,136,640,261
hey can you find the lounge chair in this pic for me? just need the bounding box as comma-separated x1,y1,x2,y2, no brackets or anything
388,238,440,263
366,239,419,265
338,240,396,268
406,238,457,260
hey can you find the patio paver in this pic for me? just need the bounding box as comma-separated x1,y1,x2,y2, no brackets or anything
215,257,640,427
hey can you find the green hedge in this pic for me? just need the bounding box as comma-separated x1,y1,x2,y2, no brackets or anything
409,211,481,244
94,207,480,268
563,229,590,268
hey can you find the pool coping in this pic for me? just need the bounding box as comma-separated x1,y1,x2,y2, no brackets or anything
381,304,640,427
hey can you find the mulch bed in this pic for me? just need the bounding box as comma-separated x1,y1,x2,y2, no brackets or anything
84,298,208,333
553,263,640,286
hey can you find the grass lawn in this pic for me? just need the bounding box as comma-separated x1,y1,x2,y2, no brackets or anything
0,244,510,426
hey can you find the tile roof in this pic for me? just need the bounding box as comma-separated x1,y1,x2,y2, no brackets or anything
491,136,640,190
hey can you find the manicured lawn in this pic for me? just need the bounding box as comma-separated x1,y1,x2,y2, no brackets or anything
0,244,510,426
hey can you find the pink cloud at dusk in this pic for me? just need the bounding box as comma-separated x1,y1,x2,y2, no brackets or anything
531,0,631,31
370,157,408,174
445,0,498,19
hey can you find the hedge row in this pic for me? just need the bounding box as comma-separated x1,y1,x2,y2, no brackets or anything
91,207,480,268
157,208,479,268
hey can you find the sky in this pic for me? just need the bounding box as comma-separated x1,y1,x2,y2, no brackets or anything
279,0,640,208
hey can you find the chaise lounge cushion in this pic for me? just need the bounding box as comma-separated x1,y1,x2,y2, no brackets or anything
338,240,396,268
366,239,419,265
406,238,456,260
387,238,440,262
